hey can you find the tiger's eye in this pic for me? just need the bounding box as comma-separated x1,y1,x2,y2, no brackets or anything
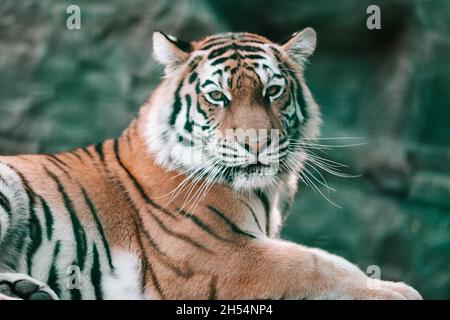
209,90,225,101
266,85,282,97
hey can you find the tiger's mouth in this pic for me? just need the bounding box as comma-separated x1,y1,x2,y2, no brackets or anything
219,162,283,190
207,149,292,185
239,163,272,175
224,162,281,181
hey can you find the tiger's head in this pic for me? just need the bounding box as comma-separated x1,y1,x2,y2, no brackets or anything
145,29,321,191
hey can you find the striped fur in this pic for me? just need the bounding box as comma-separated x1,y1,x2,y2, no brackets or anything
0,30,422,300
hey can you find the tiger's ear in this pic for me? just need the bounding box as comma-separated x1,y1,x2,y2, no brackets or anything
152,31,192,74
281,27,317,66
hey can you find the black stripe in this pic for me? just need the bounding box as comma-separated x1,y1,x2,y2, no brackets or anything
237,39,265,44
46,157,72,179
184,94,193,132
79,147,96,161
127,203,164,298
81,187,114,271
208,44,265,60
45,167,88,270
208,46,232,60
212,51,267,65
16,168,42,275
262,63,276,73
239,200,263,234
151,211,213,254
88,143,150,297
188,72,198,84
229,67,239,75
270,46,283,62
201,80,216,88
6,165,39,262
286,69,308,121
91,243,103,300
287,82,300,129
68,151,83,162
196,83,208,120
112,139,176,220
47,240,61,297
296,82,308,122
145,255,164,299
26,203,42,274
207,205,256,239
255,190,270,235
48,155,70,168
131,210,162,298
188,56,202,71
242,54,267,60
236,33,265,40
208,275,218,300
94,142,105,162
40,197,54,240
126,127,132,146
111,139,217,293
244,64,257,73
0,191,11,217
200,40,229,51
202,34,231,43
178,209,235,244
117,183,151,296
271,73,284,80
169,82,183,127
157,31,192,52
212,69,223,77
142,227,194,278
211,52,238,66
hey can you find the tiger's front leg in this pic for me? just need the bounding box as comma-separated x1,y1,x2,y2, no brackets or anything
213,239,422,300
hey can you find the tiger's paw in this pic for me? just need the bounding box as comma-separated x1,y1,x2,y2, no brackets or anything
347,279,423,300
371,280,422,300
0,273,59,300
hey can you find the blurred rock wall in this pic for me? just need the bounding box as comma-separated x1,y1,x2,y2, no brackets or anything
0,0,449,298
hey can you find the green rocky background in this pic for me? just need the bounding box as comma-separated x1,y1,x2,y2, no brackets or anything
0,0,449,299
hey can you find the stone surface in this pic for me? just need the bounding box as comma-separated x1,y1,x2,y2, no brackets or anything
409,172,450,211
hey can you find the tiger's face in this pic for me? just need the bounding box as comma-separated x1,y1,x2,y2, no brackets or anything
146,29,321,191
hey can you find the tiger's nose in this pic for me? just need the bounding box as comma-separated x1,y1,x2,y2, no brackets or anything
244,141,272,165
245,142,261,155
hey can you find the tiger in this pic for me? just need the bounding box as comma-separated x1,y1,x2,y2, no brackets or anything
0,28,422,300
